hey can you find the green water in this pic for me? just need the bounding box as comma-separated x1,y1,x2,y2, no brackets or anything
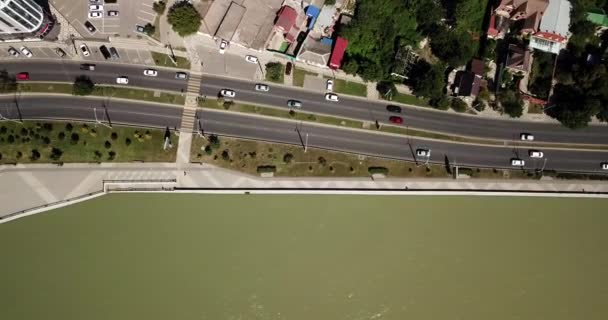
1,194,607,320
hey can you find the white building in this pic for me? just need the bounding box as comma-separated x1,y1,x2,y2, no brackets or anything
529,0,571,54
0,0,45,34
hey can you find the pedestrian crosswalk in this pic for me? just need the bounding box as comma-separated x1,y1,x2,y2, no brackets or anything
179,107,197,134
186,72,202,96
178,72,203,134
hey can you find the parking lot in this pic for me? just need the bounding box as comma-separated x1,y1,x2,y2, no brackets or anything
73,41,155,65
51,0,158,39
0,45,75,60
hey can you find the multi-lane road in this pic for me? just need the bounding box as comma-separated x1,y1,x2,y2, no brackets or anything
1,95,607,173
3,60,608,145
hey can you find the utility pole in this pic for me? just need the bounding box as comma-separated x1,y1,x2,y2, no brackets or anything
93,107,112,128
0,112,22,124
304,133,309,153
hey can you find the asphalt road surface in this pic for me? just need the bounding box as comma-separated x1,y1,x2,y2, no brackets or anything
2,95,607,173
3,60,608,145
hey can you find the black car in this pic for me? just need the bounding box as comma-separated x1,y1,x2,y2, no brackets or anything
84,21,96,33
109,47,120,59
55,48,66,57
285,62,292,75
386,105,402,113
80,63,96,71
99,45,111,60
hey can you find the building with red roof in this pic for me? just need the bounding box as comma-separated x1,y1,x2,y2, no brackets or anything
275,5,297,33
329,36,348,69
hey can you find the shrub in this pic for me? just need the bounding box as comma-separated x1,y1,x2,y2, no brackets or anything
223,100,234,110
143,23,156,37
7,135,14,143
65,123,73,132
72,75,95,96
42,123,53,132
368,167,389,175
42,136,51,144
209,135,220,149
111,132,118,140
473,98,486,112
58,132,65,140
104,141,112,149
265,62,283,82
20,127,28,136
0,152,2,160
93,150,102,159
451,98,468,113
152,0,166,14
318,156,327,166
283,153,293,164
30,149,41,161
50,148,63,160
0,126,6,134
221,149,230,161
16,151,22,159
257,165,277,174
125,137,132,146
204,145,213,155
108,151,116,160
70,133,79,144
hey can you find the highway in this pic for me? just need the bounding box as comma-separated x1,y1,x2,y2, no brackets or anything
3,60,608,145
1,95,607,173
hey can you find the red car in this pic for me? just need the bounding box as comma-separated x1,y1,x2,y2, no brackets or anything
16,72,29,80
389,116,403,124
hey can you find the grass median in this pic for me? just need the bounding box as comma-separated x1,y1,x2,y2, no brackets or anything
16,83,185,105
151,51,191,69
0,121,176,163
292,68,317,87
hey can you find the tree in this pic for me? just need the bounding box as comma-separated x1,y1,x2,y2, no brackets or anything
499,90,524,118
58,132,66,140
376,81,397,99
65,123,73,132
104,140,112,149
70,133,80,144
283,153,294,164
30,149,41,161
265,62,283,82
167,2,202,36
451,98,468,112
472,97,486,111
0,70,17,93
108,151,116,161
410,60,446,101
125,138,132,146
152,1,166,14
143,23,156,37
429,27,475,67
548,84,600,129
72,75,95,96
111,132,118,140
50,148,63,160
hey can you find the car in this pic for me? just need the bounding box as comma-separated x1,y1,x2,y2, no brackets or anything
89,0,102,3
325,93,339,102
143,69,158,77
107,10,119,16
88,11,102,19
7,47,19,57
386,105,402,113
84,21,96,33
219,40,228,54
109,47,119,59
520,133,534,141
135,25,145,33
245,55,258,64
389,116,403,124
55,48,66,57
416,149,431,157
79,44,90,57
220,89,236,98
602,162,608,170
326,79,334,91
80,63,96,71
287,100,302,108
116,76,129,84
89,4,103,11
16,72,29,81
20,47,32,58
175,72,188,80
511,158,525,166
285,62,292,75
255,84,269,92
99,45,111,59
528,150,544,158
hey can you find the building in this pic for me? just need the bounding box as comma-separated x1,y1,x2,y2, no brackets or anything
297,36,332,67
266,3,308,55
529,0,570,54
328,36,347,69
487,0,549,39
0,0,46,35
587,8,608,33
505,44,531,73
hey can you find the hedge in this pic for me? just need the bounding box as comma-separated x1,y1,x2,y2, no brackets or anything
257,165,277,174
368,167,389,175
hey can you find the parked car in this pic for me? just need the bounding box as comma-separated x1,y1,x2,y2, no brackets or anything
219,40,228,54
84,21,96,33
20,47,32,58
175,72,188,80
325,93,339,102
255,84,269,92
602,162,608,170
116,76,129,84
89,4,103,11
55,48,66,57
16,72,29,81
88,11,102,19
528,150,544,158
109,47,119,59
416,149,431,157
326,79,334,92
79,44,90,57
245,55,258,64
285,62,292,75
143,69,158,77
287,100,302,108
7,47,19,57
80,63,96,71
520,133,534,141
135,25,145,33
511,158,525,166
389,116,403,124
107,10,119,16
99,45,111,59
386,105,402,113
220,89,236,98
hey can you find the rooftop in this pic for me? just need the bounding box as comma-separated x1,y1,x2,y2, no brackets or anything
538,0,571,37
587,9,608,27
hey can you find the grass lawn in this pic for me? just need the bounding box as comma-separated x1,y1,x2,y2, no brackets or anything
151,51,191,69
0,121,176,163
17,83,185,105
292,68,317,87
191,135,531,179
388,92,430,107
333,78,367,97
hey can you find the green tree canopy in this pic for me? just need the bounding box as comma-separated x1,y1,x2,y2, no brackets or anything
167,2,202,37
430,27,475,68
72,75,95,96
409,60,446,101
498,90,524,118
0,70,17,93
548,84,601,129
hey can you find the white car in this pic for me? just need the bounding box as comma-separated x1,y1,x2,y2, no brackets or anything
219,40,228,54
520,133,534,141
143,69,158,77
89,4,103,11
116,76,129,84
175,72,188,80
601,162,608,170
79,44,90,57
528,150,544,158
416,149,431,157
255,84,269,92
287,100,302,108
20,47,32,58
220,89,236,98
511,158,525,166
245,55,258,64
7,47,19,57
325,93,339,102
326,79,334,91
88,11,103,19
